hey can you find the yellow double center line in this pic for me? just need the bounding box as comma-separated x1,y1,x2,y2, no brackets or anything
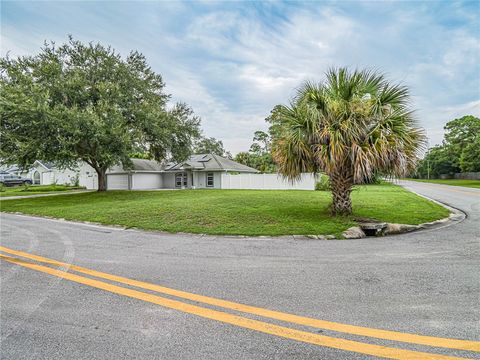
1,246,478,359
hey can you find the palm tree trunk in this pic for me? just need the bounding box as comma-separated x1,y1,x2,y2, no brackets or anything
329,171,353,215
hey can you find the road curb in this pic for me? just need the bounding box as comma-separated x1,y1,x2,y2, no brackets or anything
384,184,467,235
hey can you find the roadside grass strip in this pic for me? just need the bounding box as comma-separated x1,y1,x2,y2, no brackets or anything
405,179,480,190
1,247,479,358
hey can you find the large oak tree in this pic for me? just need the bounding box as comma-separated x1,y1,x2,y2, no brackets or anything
1,38,200,190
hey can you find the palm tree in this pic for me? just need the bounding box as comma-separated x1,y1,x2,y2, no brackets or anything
272,68,426,215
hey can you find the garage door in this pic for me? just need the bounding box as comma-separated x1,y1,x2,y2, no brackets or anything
107,174,129,190
132,173,161,189
41,172,53,185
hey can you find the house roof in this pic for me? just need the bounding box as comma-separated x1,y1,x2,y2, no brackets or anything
166,154,259,173
108,158,165,173
1,164,34,172
33,160,55,170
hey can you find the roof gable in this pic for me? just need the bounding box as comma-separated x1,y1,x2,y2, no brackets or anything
108,158,165,173
33,160,54,170
166,154,259,173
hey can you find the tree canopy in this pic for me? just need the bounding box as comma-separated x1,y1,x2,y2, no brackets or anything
444,115,480,172
415,115,480,177
234,131,276,173
193,136,230,158
0,38,201,190
233,110,282,173
415,145,460,178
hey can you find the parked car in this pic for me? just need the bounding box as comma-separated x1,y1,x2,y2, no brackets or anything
0,173,33,186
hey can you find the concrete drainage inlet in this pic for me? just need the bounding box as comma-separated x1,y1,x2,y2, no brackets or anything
359,222,388,237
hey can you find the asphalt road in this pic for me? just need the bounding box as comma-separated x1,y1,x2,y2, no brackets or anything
1,181,479,359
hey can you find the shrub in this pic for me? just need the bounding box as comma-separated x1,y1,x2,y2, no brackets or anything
363,172,383,185
315,174,331,191
73,173,80,187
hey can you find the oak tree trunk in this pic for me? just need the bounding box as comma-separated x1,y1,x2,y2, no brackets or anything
97,168,107,192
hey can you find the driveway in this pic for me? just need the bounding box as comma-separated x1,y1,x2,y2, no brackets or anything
0,181,479,359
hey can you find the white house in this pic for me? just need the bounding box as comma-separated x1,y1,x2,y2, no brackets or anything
106,154,260,190
3,161,98,189
105,154,316,190
2,154,316,191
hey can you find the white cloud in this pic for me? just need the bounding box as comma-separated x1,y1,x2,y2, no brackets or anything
417,100,480,146
167,7,361,152
0,25,45,57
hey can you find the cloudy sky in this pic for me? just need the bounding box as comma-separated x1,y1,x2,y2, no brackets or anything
2,1,479,153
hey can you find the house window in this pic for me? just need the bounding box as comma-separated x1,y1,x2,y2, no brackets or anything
206,172,214,187
175,173,187,188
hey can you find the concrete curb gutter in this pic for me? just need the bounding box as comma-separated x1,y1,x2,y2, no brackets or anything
386,187,467,234
340,186,467,239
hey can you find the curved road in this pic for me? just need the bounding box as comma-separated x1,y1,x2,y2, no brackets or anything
1,181,479,359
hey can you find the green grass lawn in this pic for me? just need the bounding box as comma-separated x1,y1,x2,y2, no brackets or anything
0,184,86,197
406,179,480,188
0,183,449,236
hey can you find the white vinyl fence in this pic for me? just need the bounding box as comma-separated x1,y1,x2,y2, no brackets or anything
221,173,316,190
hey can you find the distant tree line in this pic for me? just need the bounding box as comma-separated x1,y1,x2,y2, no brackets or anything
414,115,480,178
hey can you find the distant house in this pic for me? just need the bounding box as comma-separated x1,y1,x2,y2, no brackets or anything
106,154,259,190
2,161,98,189
31,161,98,189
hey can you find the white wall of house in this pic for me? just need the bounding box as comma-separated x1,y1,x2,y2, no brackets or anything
53,169,76,185
25,162,97,189
131,173,162,190
77,165,98,189
75,163,97,189
220,173,315,190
